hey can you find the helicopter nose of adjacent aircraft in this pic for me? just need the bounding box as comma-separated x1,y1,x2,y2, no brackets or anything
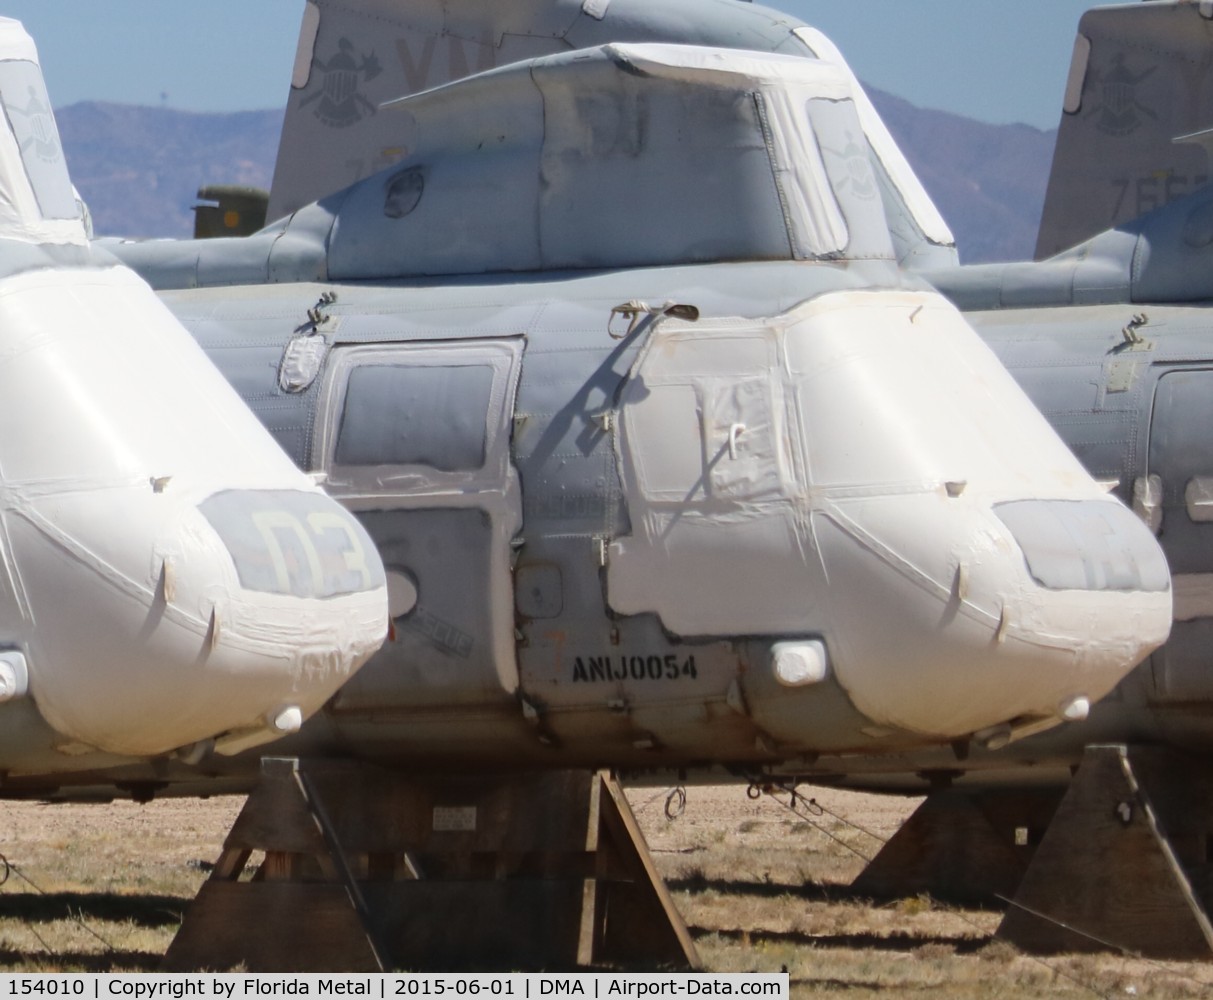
0,265,388,759
11,482,385,758
0,18,383,765
611,288,1169,750
797,291,1172,741
815,491,1170,740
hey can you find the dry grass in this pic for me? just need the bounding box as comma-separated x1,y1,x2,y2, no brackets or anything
635,786,1213,999
0,796,241,971
0,786,1205,996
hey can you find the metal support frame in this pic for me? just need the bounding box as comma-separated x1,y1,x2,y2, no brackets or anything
998,744,1213,959
851,788,1060,905
163,758,699,972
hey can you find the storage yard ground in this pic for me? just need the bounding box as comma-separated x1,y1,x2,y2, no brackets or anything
0,785,1206,997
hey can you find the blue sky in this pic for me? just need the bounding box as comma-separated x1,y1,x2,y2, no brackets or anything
1,1,1129,128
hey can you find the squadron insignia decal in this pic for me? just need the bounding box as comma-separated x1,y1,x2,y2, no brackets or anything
11,86,60,163
301,38,383,128
1087,54,1158,137
830,131,878,201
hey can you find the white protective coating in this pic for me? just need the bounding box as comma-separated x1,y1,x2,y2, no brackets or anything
1186,476,1213,522
609,289,1171,739
0,265,388,758
0,23,85,246
761,86,848,258
1134,474,1163,533
278,333,329,392
791,26,956,249
772,641,829,687
1172,574,1213,621
0,649,25,700
1059,695,1090,722
0,19,389,759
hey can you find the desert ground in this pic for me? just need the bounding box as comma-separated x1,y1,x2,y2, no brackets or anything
0,784,1207,997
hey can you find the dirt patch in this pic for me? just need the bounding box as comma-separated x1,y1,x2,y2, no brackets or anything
0,785,1206,996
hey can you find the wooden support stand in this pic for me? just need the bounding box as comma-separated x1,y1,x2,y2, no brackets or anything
998,744,1213,958
162,759,699,972
850,789,1061,904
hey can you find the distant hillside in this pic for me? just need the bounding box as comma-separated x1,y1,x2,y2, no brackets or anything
56,102,282,241
53,95,1055,264
870,88,1058,264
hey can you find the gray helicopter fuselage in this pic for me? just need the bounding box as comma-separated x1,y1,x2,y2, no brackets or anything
72,250,1168,793
158,259,925,773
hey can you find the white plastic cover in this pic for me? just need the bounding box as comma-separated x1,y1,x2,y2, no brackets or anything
1186,476,1213,522
604,42,855,88
772,640,829,686
0,20,389,762
1133,473,1163,534
0,20,85,246
758,86,848,257
0,264,388,757
1173,573,1213,621
609,289,1170,739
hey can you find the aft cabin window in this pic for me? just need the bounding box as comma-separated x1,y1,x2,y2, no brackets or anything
316,339,522,497
803,97,892,260
335,363,494,471
752,86,893,261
